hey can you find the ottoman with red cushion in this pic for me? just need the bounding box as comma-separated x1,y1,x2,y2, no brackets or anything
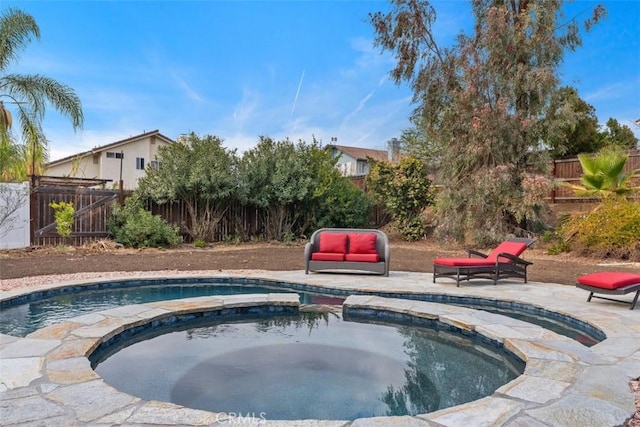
576,272,640,310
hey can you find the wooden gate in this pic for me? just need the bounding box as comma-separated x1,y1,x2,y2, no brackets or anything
31,186,120,246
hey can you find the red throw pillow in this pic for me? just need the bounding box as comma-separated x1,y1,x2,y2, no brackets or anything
318,232,348,254
348,233,377,254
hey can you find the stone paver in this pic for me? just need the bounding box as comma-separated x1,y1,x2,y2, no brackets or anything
0,271,638,426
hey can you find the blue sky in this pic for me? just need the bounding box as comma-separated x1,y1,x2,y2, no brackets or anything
3,0,639,162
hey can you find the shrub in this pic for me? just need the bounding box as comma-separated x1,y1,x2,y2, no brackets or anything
313,177,373,230
547,240,571,255
366,156,434,241
49,201,74,238
193,239,207,248
559,198,640,260
108,195,181,248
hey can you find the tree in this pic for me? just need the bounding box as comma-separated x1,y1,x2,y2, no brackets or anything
597,118,638,151
313,177,373,230
0,7,83,181
370,0,604,245
137,133,239,242
238,136,344,240
0,135,23,181
366,156,434,241
545,86,600,158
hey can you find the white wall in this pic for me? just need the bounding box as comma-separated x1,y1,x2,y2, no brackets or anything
0,182,30,249
46,135,170,189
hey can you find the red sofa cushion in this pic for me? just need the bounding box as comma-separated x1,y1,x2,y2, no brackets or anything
318,232,347,254
345,253,380,263
311,252,345,261
577,272,640,290
487,241,528,262
434,258,495,267
348,233,378,254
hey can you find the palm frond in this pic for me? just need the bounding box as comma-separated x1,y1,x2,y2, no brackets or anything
17,107,48,173
0,8,39,72
577,153,598,175
2,73,83,129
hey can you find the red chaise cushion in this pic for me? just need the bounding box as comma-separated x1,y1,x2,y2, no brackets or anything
345,253,379,263
348,233,378,255
311,252,345,261
318,232,348,254
434,258,495,266
577,272,640,290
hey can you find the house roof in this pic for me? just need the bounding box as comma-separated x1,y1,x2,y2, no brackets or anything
326,144,388,162
47,129,174,166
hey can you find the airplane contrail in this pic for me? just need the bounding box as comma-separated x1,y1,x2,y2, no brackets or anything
341,75,387,126
290,69,305,118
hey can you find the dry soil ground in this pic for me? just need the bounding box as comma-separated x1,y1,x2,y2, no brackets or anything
1,238,638,284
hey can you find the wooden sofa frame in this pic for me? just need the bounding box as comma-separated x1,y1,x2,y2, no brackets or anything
304,228,390,276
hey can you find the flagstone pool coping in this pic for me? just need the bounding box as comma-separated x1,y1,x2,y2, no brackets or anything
1,270,638,426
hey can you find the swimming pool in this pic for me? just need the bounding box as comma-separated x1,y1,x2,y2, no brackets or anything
90,307,524,420
3,275,634,426
0,278,340,336
0,276,604,345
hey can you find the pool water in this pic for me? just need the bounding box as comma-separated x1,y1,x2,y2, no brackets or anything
0,282,337,337
473,305,601,347
91,310,523,420
0,279,603,346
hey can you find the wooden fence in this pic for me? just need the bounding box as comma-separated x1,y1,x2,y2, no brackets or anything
26,151,640,246
30,187,388,246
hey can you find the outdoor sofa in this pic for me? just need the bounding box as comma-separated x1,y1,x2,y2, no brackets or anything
433,238,535,286
304,228,390,276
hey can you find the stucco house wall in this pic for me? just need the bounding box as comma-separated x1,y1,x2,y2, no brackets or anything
326,144,390,177
45,130,173,189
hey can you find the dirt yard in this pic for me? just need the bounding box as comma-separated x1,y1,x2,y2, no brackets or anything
1,238,637,285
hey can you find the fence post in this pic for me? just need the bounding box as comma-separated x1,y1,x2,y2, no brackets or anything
29,175,38,246
550,159,556,204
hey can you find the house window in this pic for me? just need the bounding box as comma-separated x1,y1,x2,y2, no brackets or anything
150,160,160,170
136,157,145,170
106,151,123,159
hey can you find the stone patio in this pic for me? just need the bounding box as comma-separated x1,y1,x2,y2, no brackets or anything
1,270,638,426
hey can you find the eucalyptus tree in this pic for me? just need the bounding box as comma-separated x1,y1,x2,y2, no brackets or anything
370,0,604,244
0,7,83,180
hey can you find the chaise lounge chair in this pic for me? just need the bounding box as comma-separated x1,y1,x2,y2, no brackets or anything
433,238,535,287
576,272,640,310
